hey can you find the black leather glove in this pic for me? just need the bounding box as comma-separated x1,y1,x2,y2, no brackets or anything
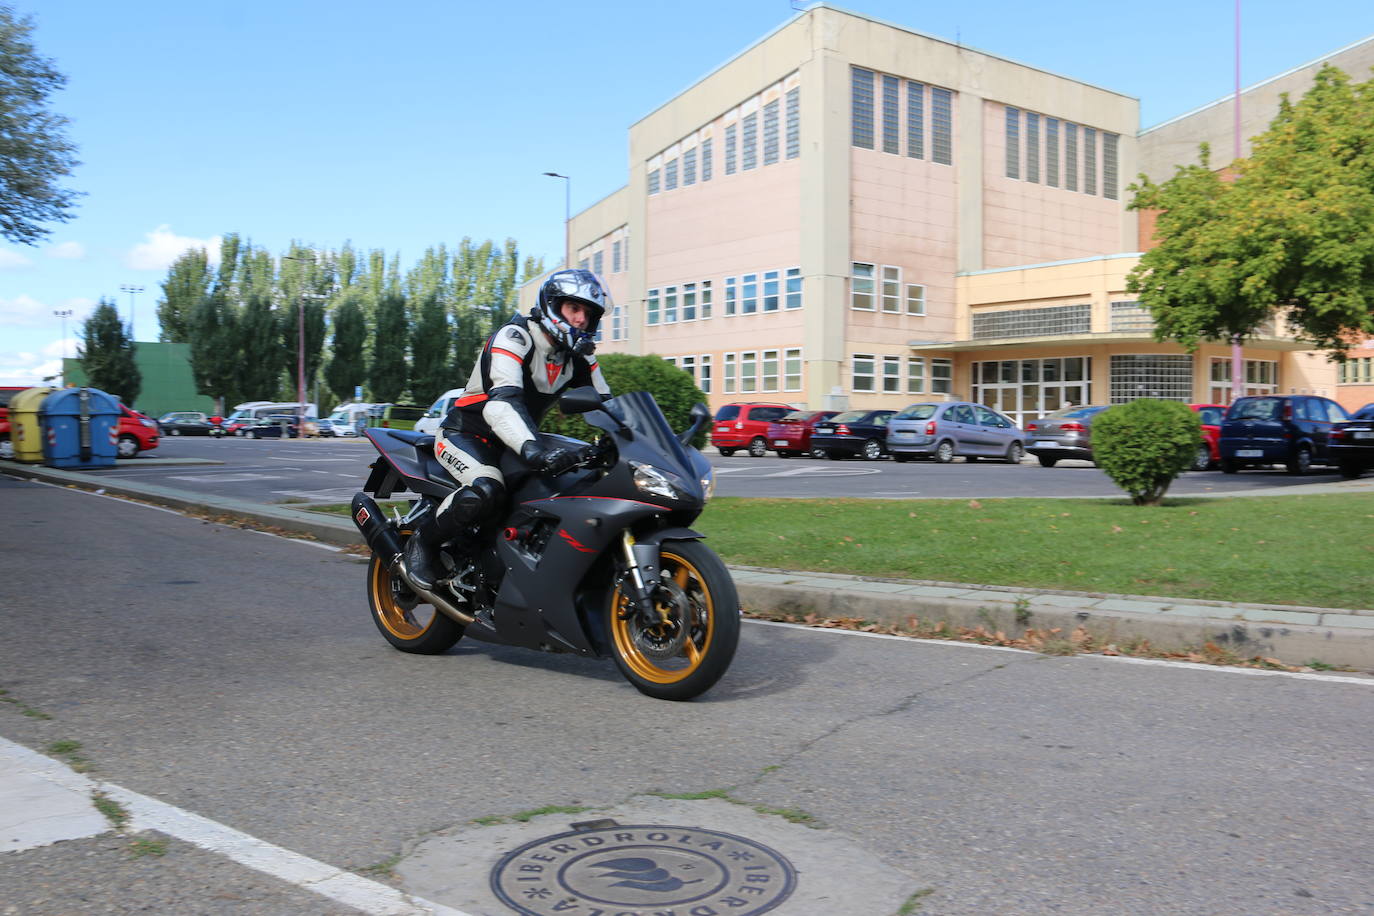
521,440,585,476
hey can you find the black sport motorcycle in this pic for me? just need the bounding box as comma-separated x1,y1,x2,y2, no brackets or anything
349,387,739,701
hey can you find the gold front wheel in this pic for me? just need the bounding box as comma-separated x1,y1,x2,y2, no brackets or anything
366,552,464,654
608,541,740,700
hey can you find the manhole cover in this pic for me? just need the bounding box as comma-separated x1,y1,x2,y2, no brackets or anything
490,823,797,915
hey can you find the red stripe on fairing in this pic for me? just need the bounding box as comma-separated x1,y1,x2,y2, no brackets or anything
492,347,523,362
522,495,668,510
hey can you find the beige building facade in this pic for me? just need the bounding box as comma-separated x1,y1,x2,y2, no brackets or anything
530,5,1366,421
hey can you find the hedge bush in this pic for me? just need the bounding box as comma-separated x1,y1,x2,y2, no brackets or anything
1092,399,1201,506
539,352,709,447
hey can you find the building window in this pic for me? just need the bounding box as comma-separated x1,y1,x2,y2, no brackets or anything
664,158,678,191
905,284,926,316
1110,354,1192,402
1103,132,1119,200
725,277,737,316
1005,107,1020,179
682,282,697,322
763,98,780,166
680,355,696,385
785,87,800,159
784,348,802,390
740,350,758,393
785,267,802,309
883,355,902,393
971,357,1091,423
646,288,660,325
701,137,713,181
931,358,953,394
761,349,779,392
741,273,758,314
700,280,713,319
1210,358,1277,400
725,123,737,175
972,304,1091,339
683,147,697,186
882,74,900,154
741,112,758,170
1084,128,1097,196
700,355,712,393
1045,118,1060,188
880,266,901,313
906,81,924,159
907,358,925,393
612,240,622,273
851,67,875,150
647,169,660,195
663,285,678,324
762,270,780,312
610,304,624,341
724,353,736,394
931,87,953,165
1110,300,1153,332
851,262,875,311
1025,112,1040,183
1065,123,1078,192
592,251,603,276
852,354,876,392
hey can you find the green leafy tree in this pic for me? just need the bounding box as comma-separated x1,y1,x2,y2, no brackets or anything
1127,65,1374,355
77,299,140,404
1092,400,1200,506
188,286,240,409
410,291,450,403
236,291,281,399
0,4,80,245
325,293,367,402
370,290,409,401
539,353,709,447
156,248,211,343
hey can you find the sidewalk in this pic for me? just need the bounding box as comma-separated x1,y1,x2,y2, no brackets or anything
5,459,1372,672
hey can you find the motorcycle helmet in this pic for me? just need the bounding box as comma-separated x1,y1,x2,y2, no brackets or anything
533,268,608,357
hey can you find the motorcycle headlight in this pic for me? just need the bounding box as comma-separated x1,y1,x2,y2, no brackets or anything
631,461,684,501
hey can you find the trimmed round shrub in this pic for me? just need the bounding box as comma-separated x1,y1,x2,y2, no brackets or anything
539,352,709,447
1092,399,1201,506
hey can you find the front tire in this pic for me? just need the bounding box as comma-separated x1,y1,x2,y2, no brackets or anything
608,541,740,701
366,552,464,654
1285,445,1312,475
808,445,826,459
861,438,883,460
747,437,768,457
116,435,140,458
1005,442,1024,464
1191,443,1212,472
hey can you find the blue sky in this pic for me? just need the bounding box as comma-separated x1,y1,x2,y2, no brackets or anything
3,0,1372,385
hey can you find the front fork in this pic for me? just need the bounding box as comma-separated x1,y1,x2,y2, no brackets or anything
619,532,664,623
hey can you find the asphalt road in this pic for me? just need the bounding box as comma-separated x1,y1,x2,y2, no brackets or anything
2,475,1371,914
100,434,1348,505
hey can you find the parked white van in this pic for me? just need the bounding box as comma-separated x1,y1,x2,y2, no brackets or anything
326,402,382,437
414,389,464,436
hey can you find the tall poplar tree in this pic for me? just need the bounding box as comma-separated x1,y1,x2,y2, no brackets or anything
410,291,451,402
188,286,240,410
325,293,367,402
370,290,409,401
236,291,281,399
156,248,210,343
77,298,140,404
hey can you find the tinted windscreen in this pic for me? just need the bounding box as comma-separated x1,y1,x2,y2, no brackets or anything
895,404,937,420
715,405,740,422
389,407,425,421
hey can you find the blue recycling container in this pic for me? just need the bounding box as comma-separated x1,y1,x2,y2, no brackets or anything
40,387,120,469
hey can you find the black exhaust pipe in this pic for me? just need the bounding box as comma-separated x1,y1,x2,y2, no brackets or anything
351,492,403,560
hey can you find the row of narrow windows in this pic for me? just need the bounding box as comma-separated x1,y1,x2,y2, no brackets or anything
648,88,800,196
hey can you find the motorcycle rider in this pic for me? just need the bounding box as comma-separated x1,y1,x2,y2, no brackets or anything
401,268,612,591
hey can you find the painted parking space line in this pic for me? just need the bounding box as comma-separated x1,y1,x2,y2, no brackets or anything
164,473,289,483
0,737,473,916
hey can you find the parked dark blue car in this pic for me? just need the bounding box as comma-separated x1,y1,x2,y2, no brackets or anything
1219,395,1348,474
810,409,897,460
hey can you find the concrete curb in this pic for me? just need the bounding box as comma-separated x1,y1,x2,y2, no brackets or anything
6,460,1372,672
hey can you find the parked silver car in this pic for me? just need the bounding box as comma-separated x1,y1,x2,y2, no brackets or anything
1024,405,1111,467
885,401,1026,463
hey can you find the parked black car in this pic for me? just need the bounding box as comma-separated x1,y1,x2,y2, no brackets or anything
1329,403,1374,478
242,414,302,439
1219,395,1349,474
810,409,896,460
157,411,219,436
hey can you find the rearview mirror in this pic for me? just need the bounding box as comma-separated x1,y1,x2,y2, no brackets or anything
559,386,604,415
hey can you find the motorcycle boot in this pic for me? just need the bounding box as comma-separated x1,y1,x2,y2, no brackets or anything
400,479,502,593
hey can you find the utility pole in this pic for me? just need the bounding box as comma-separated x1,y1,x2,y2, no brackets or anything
53,309,72,386
119,284,144,341
543,171,571,269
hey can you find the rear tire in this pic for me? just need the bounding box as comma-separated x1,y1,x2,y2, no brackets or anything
170,429,181,436
1005,442,1024,464
808,446,826,459
366,552,464,654
1190,443,1212,472
1285,445,1312,475
608,540,739,701
1036,455,1058,468
861,438,883,460
747,437,768,458
934,440,955,464
0,435,11,460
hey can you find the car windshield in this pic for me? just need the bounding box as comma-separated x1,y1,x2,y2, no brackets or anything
1229,398,1280,421
1195,406,1225,425
829,410,866,423
895,404,937,420
714,405,740,422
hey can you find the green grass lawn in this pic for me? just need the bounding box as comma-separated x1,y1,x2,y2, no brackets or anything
695,494,1374,611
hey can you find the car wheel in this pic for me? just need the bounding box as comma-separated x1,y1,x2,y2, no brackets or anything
717,448,736,457
247,429,258,439
1005,442,1024,464
0,435,11,461
748,437,768,458
116,435,140,459
861,438,883,460
1285,445,1312,475
1036,455,1058,468
1220,457,1240,474
1190,443,1212,472
891,453,910,463
808,446,826,459
934,440,955,464
170,429,181,436
1339,461,1364,480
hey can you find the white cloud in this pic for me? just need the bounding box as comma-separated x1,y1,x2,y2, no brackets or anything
0,350,63,387
0,249,34,269
46,241,86,260
125,225,222,271
0,294,97,328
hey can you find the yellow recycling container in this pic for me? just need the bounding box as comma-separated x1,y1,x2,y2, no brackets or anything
8,386,56,463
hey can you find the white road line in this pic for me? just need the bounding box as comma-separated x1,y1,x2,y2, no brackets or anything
268,457,356,463
0,738,473,916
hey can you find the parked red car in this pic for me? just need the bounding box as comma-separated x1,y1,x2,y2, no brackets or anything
117,404,160,458
1188,403,1226,471
767,409,839,458
710,402,793,457
0,385,27,460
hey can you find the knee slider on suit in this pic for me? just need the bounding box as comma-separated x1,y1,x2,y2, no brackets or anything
451,477,504,526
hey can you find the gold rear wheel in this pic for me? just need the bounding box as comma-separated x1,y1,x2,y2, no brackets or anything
366,552,464,654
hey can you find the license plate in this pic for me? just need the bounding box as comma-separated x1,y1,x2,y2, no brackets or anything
1354,431,1374,440
773,439,789,447
815,427,833,434
1236,449,1263,457
1034,440,1057,448
891,432,912,440
716,425,729,432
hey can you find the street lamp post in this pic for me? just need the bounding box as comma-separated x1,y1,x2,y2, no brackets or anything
543,171,571,268
119,284,144,341
53,309,72,386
